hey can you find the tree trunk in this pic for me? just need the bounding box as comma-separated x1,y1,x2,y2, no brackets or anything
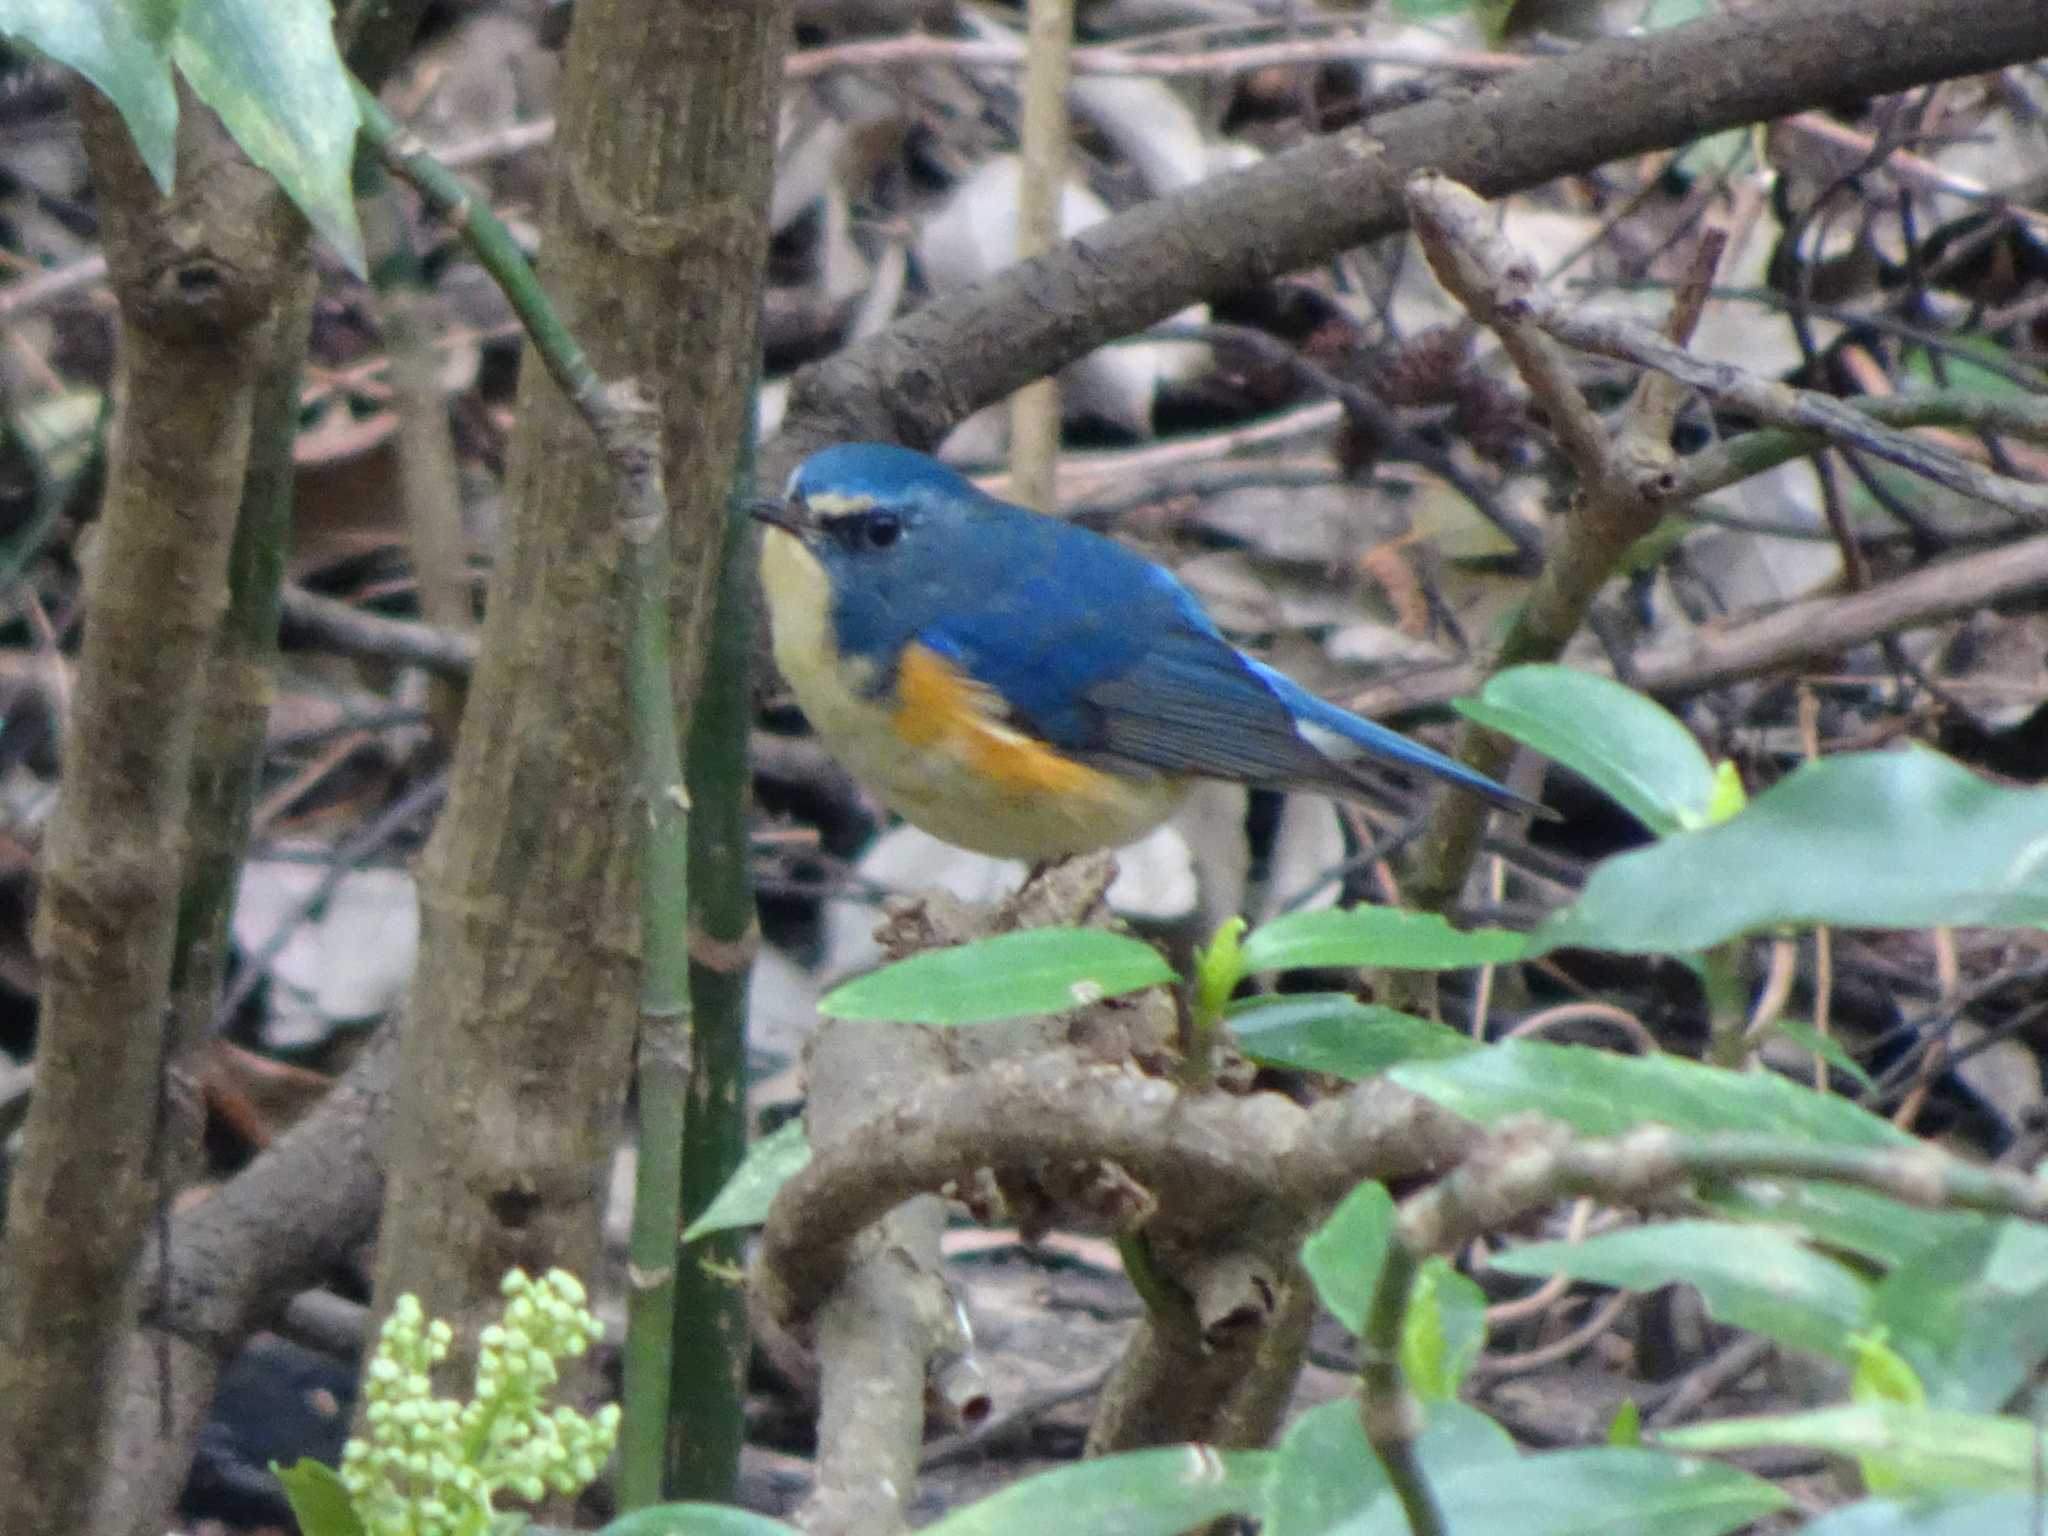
368,0,787,1371
0,84,305,1536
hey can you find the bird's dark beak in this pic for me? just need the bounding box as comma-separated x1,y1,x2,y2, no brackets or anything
750,496,811,537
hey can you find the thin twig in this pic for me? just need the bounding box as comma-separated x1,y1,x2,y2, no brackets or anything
1008,0,1074,510
783,30,1528,82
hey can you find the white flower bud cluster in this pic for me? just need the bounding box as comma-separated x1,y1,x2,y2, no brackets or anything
337,1269,621,1536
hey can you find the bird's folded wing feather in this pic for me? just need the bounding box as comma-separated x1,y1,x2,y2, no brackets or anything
919,571,1352,791
919,546,1542,813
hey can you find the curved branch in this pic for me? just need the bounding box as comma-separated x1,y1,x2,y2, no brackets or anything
769,0,2045,471
1347,527,2048,719
754,1053,1472,1325
96,1023,397,1536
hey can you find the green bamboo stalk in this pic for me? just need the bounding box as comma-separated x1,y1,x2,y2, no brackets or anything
665,428,758,1501
356,77,694,1508
616,473,694,1509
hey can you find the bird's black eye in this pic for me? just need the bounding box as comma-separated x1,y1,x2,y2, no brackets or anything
862,511,902,549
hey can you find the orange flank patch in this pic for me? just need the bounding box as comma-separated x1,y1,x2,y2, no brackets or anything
893,643,1106,799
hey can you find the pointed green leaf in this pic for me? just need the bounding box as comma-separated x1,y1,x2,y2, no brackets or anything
1341,1446,1788,1536
1492,1220,1874,1361
0,0,178,187
920,1446,1270,1536
1241,907,1525,974
1798,1491,2043,1536
1301,1180,1395,1335
1392,1040,1908,1145
271,1458,366,1536
1658,1404,2042,1494
1872,1220,2048,1411
681,1120,807,1242
1768,1018,1874,1091
1455,665,1719,836
1607,1400,1642,1447
1228,994,1478,1079
1849,1329,1926,1409
1265,1398,1515,1536
820,927,1173,1025
1195,917,1248,1019
1402,1257,1487,1400
1533,748,2048,956
598,1507,801,1535
172,0,363,270
1391,1042,1983,1266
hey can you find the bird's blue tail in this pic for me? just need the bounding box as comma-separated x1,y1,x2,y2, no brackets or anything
1247,659,1547,816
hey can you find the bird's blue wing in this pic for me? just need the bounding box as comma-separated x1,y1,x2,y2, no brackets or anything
913,548,1351,789
920,531,1537,812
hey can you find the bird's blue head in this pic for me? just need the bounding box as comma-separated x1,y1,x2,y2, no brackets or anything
780,442,983,517
752,443,1026,678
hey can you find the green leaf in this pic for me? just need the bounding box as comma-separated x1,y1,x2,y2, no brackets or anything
0,0,179,188
1872,1220,2048,1411
919,1446,1270,1536
1338,1446,1788,1536
1267,1398,1384,1536
598,1507,802,1535
1227,994,1478,1079
1301,1181,1395,1336
1240,907,1525,974
1265,1398,1515,1536
820,927,1173,1025
135,0,188,43
1533,748,2048,955
681,1120,807,1243
1392,1040,1906,1145
1607,1400,1643,1447
1195,917,1247,1021
1901,339,2029,401
1850,1329,1926,1409
1704,759,1747,822
1391,1042,1982,1266
1798,1491,2045,1536
1768,1018,1875,1091
1402,1257,1487,1400
1455,665,1719,836
1658,1404,2043,1494
171,0,364,271
271,1459,365,1536
1491,1220,1874,1361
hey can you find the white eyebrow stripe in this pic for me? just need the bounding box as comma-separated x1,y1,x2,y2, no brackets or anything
807,491,875,519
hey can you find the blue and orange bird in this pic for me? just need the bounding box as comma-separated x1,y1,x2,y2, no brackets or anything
753,444,1546,861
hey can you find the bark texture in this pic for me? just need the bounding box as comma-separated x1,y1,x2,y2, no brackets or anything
96,1025,399,1536
369,0,787,1366
0,87,304,1536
